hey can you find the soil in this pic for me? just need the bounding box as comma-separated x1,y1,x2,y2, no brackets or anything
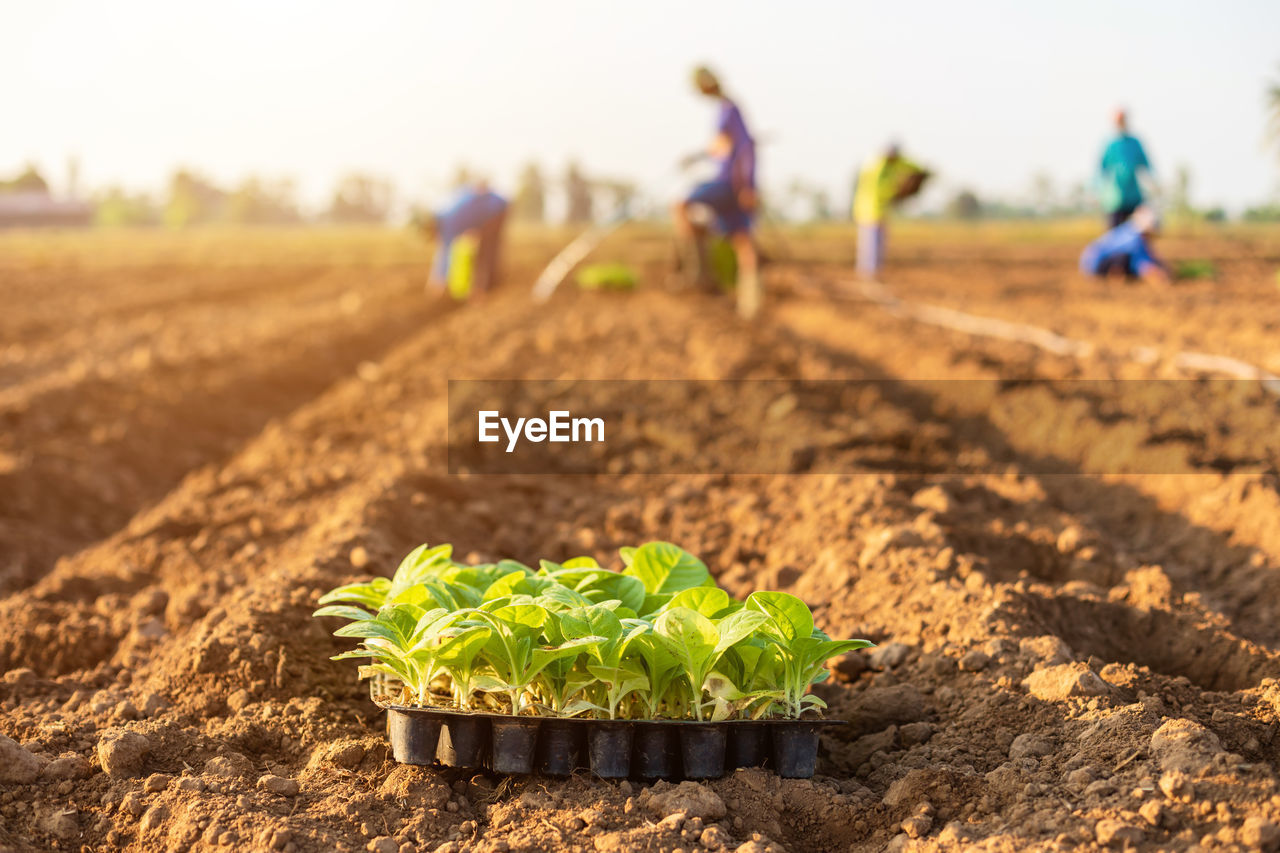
2,227,1280,853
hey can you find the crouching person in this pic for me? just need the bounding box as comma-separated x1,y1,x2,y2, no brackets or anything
426,184,508,299
1079,206,1169,286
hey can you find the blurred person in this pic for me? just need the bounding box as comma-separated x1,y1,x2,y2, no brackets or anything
1098,109,1154,228
425,183,508,299
852,144,930,280
1079,206,1170,285
673,65,761,319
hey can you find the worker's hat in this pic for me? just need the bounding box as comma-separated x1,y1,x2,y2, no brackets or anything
1131,206,1160,234
692,66,720,93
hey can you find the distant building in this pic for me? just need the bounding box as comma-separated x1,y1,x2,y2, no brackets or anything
0,191,93,227
0,163,93,227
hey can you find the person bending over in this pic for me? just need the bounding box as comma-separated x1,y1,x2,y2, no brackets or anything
426,184,508,299
853,144,930,280
1079,206,1169,285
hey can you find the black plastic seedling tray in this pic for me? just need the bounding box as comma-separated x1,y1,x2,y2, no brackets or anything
384,706,845,780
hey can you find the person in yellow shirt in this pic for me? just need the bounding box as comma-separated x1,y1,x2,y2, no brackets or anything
853,144,930,279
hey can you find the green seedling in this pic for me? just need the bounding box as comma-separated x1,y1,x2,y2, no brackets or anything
653,606,769,721
746,591,874,718
576,262,638,291
1173,259,1216,280
469,603,604,715
561,605,650,719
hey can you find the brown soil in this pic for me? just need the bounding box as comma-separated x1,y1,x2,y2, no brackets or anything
2,229,1280,853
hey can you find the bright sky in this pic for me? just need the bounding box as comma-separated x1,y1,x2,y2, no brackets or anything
7,0,1280,214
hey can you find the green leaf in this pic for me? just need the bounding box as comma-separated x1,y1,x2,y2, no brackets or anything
436,625,492,664
312,604,374,622
666,587,732,618
484,571,556,602
535,585,593,611
586,662,648,695
561,606,623,649
559,698,605,717
410,607,453,638
745,591,815,643
713,609,769,654
527,636,605,683
471,674,509,693
490,604,549,633
638,592,673,616
388,543,454,600
653,607,719,674
623,542,712,595
317,578,390,608
334,619,404,645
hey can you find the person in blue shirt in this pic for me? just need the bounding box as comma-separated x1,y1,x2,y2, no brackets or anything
1098,109,1154,228
673,66,761,318
1079,206,1169,285
426,184,508,298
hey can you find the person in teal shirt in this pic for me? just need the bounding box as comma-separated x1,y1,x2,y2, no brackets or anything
1098,109,1153,228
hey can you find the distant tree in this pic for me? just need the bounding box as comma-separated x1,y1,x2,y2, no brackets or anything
513,162,546,222
226,177,302,225
1242,204,1280,222
564,161,593,224
945,189,982,220
1202,207,1227,223
1029,171,1055,216
1,163,50,195
1064,182,1091,214
1169,165,1194,219
94,187,160,227
164,169,226,227
602,180,637,218
784,178,833,222
328,173,393,224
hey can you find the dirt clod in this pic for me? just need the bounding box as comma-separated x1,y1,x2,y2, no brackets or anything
143,772,171,793
205,752,254,779
0,735,42,784
39,754,89,782
1008,733,1054,759
1023,662,1111,701
1241,817,1280,852
643,781,727,821
258,774,300,796
869,642,912,669
1095,819,1144,847
1139,799,1167,827
138,804,169,834
96,730,149,779
1150,718,1224,772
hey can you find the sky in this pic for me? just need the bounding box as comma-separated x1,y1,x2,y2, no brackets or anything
6,0,1280,215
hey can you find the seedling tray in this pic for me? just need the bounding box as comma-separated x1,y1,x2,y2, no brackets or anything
383,706,845,780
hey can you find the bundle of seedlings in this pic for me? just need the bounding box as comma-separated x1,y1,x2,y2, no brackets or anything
314,541,872,779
